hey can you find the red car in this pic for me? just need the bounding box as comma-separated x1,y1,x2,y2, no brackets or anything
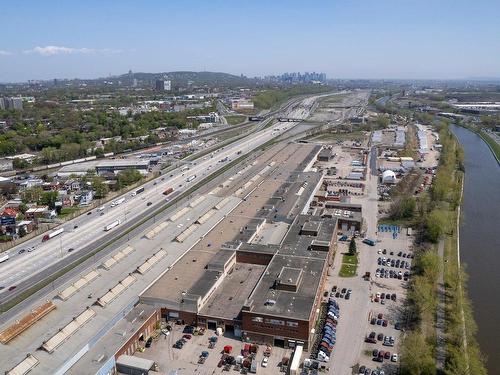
182,334,192,340
384,351,391,359
377,313,383,319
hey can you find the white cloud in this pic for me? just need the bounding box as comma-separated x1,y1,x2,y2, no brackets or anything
24,46,122,56
0,50,13,56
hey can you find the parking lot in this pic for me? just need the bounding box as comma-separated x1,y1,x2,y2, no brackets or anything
135,323,294,375
325,227,413,375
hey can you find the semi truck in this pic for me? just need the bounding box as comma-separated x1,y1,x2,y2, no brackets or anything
111,197,125,207
289,345,303,375
0,253,9,263
42,228,64,242
163,187,174,196
104,220,121,231
248,116,263,121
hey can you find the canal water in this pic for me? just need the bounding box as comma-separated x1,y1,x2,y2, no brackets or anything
450,124,500,374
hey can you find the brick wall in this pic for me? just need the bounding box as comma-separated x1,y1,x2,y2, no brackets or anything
115,309,160,358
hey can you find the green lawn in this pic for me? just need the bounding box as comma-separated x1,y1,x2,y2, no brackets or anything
59,207,80,217
342,254,358,265
479,130,500,162
339,263,357,277
225,115,247,125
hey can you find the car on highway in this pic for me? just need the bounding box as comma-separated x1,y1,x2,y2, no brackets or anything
28,246,35,252
74,225,79,229
68,248,74,252
147,202,152,206
8,285,16,291
18,249,25,254
87,211,92,215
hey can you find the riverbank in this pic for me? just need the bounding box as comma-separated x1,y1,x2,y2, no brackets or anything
398,124,487,375
439,128,486,374
450,124,500,375
455,123,500,164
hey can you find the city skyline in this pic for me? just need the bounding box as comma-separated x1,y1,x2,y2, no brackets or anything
0,0,499,82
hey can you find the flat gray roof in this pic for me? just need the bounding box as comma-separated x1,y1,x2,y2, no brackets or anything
246,215,337,321
207,249,235,271
199,263,266,321
248,254,326,321
116,354,154,370
67,304,158,375
96,159,150,168
187,270,221,298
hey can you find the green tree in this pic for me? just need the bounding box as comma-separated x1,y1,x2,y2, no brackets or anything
12,158,29,170
400,330,435,375
348,237,357,255
425,209,447,243
39,191,59,208
18,226,27,238
21,187,44,204
18,202,28,214
91,176,109,199
116,169,142,189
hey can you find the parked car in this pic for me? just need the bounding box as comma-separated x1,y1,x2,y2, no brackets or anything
261,357,268,367
145,337,153,348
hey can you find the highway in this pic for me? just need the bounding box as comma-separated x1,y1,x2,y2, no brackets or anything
0,94,323,302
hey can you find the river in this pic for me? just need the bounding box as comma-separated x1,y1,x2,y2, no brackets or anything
450,124,500,374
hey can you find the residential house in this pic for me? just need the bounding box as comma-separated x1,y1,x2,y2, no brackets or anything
25,206,56,220
15,220,35,235
78,190,94,206
64,179,81,191
1,207,19,235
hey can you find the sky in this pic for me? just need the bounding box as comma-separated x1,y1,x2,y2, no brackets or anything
0,0,499,82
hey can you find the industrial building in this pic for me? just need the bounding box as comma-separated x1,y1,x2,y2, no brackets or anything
139,144,337,349
95,159,150,175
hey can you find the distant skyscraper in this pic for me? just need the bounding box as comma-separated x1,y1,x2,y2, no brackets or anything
155,80,171,91
1,97,23,110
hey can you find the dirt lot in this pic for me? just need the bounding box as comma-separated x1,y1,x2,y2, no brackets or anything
135,323,294,375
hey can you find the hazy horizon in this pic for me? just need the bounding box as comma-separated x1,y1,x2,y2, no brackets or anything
1,0,499,82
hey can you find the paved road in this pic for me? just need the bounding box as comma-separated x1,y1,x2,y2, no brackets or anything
0,95,324,305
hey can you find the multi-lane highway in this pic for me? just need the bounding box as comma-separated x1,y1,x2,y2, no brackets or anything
0,95,322,302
